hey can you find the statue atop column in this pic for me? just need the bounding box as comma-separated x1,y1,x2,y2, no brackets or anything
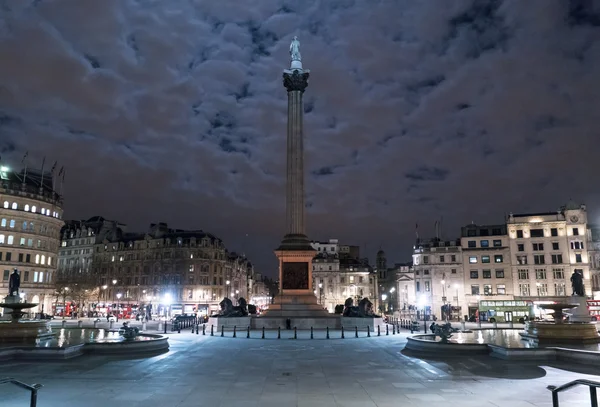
289,36,302,69
8,269,20,297
571,270,585,296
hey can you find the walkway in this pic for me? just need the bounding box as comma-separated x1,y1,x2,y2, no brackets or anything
2,328,599,406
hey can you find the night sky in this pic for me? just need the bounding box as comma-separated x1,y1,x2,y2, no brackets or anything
0,1,599,276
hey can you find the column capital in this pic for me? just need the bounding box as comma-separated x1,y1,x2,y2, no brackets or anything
283,69,310,93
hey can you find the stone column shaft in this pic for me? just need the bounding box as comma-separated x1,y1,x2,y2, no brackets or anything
286,89,305,235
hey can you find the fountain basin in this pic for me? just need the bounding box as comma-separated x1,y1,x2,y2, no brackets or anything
520,321,600,343
0,328,169,361
0,320,53,342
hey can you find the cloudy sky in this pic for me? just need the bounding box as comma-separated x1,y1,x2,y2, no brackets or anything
0,0,599,275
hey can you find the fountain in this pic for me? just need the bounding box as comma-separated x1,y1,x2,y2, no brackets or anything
0,302,54,342
519,303,600,343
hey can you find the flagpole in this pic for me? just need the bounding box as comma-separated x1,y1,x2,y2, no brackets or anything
39,157,46,194
22,151,28,186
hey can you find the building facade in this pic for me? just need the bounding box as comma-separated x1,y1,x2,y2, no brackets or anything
460,224,513,319
0,165,64,314
75,222,255,317
507,203,591,301
412,238,464,320
311,239,378,313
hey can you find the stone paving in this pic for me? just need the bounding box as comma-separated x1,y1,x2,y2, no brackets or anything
2,328,600,407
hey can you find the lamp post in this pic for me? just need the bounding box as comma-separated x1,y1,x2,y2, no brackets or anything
389,287,396,313
441,279,447,321
116,292,122,320
381,294,388,314
418,294,426,333
318,283,323,306
62,287,69,319
454,283,459,321
163,292,172,334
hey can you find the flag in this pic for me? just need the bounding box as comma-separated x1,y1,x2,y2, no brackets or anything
62,168,66,181
415,223,419,238
58,166,64,176
50,161,57,174
21,151,28,164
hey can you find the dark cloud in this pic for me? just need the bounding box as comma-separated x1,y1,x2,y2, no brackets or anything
0,0,599,274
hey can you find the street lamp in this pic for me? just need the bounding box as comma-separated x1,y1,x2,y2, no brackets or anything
418,294,426,333
116,293,122,320
441,279,447,321
318,283,323,306
63,287,69,319
163,292,172,334
454,283,459,321
381,293,387,313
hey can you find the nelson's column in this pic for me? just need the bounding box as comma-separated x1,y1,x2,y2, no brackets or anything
263,36,334,324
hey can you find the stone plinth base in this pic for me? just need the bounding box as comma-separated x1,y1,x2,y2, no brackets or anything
252,316,341,330
262,294,330,318
0,320,53,342
341,317,385,331
569,296,592,323
520,321,600,343
208,316,252,330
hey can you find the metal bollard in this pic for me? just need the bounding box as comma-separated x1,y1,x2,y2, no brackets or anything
77,320,83,328
386,324,389,336
341,326,345,339
221,325,224,337
61,320,66,328
233,326,237,338
210,325,214,336
109,321,114,330
202,324,205,335
158,322,163,331
461,321,466,331
377,325,381,336
294,326,297,340
178,323,181,334
392,324,396,335
196,324,199,335
326,326,330,339
93,320,98,328
247,326,250,339
277,326,281,339
310,327,313,339
262,326,265,339
142,321,147,331
367,325,370,337
355,326,358,338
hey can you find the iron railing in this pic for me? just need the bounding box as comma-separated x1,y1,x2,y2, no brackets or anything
547,379,600,407
0,377,43,407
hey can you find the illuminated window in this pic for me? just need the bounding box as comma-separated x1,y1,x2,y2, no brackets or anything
41,255,46,265
7,235,13,245
0,219,5,227
48,257,52,266
11,202,17,210
61,241,67,247
33,272,38,283
19,237,25,246
0,234,4,244
469,256,477,264
35,254,40,264
22,221,27,230
24,204,30,211
2,201,8,208
111,256,115,262
9,220,15,228
39,271,44,282
31,205,36,212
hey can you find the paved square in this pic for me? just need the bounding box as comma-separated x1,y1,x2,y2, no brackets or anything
2,331,599,406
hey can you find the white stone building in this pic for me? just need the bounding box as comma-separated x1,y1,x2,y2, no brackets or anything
310,239,378,313
460,224,513,319
0,165,64,314
507,202,592,301
412,238,463,320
